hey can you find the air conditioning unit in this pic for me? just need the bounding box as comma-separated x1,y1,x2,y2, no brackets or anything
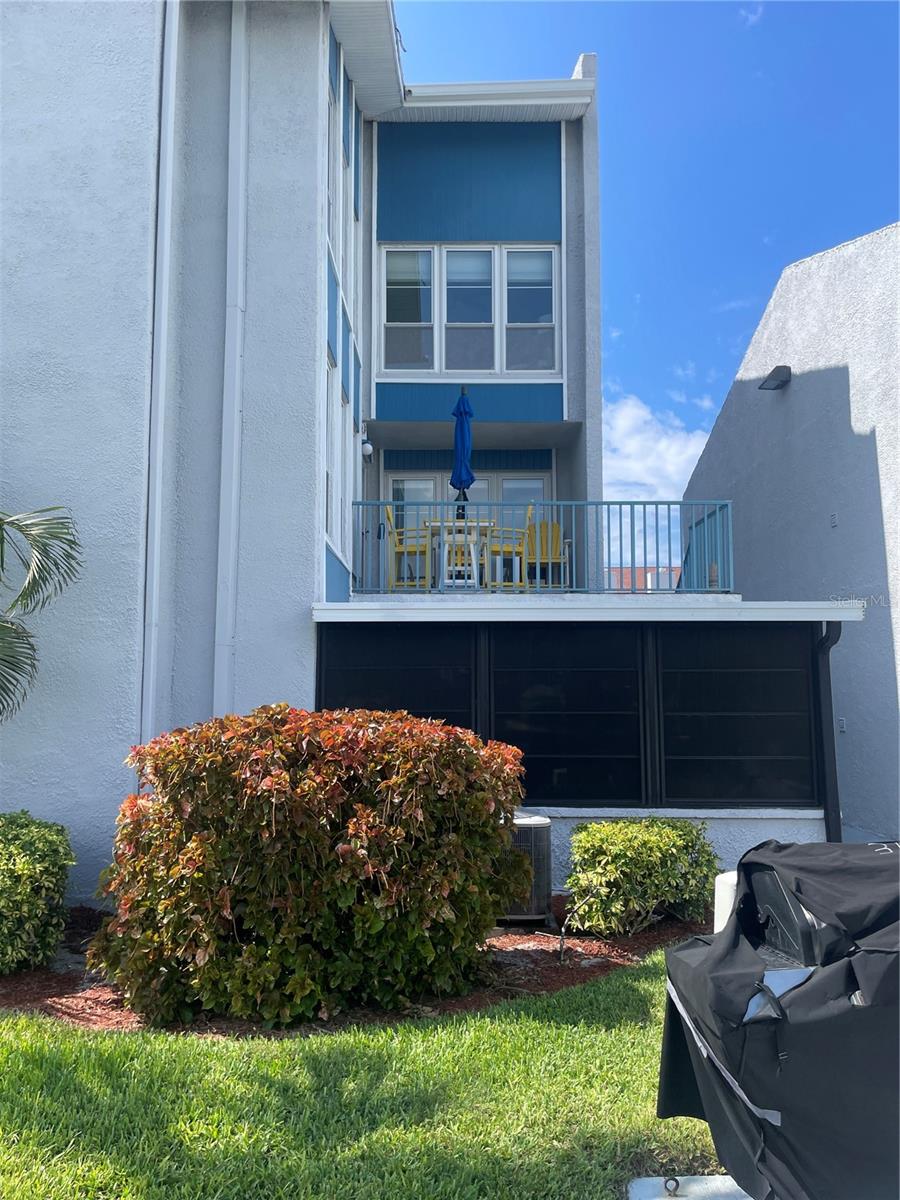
504,814,552,921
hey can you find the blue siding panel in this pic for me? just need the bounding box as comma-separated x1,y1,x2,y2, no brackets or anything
341,306,351,401
327,260,338,363
342,69,352,160
383,449,553,471
325,546,350,602
376,382,563,423
377,123,561,242
353,346,362,430
328,27,338,95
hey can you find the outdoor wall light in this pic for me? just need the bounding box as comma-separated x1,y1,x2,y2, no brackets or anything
361,440,374,460
758,365,792,390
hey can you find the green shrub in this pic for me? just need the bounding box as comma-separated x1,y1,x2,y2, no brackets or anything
565,818,717,937
90,706,528,1025
0,810,74,974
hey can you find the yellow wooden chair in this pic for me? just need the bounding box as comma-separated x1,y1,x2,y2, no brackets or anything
484,504,533,590
523,518,570,589
384,505,432,591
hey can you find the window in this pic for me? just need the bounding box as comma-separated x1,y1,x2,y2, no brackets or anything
380,245,559,376
384,250,433,370
445,250,494,370
505,250,555,371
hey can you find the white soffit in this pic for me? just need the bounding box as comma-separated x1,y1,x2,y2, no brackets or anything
312,599,866,623
380,78,595,123
329,0,404,116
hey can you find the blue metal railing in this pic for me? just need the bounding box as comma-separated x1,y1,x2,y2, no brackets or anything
351,500,733,596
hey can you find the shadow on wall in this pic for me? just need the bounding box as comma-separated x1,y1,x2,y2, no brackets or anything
686,365,898,840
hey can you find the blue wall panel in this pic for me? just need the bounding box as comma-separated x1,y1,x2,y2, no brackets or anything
328,27,338,95
353,346,362,430
383,448,553,471
327,260,338,364
377,123,561,242
342,69,352,160
325,546,350,602
375,382,563,422
341,306,351,401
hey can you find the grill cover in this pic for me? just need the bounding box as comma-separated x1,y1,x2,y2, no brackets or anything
657,840,899,1200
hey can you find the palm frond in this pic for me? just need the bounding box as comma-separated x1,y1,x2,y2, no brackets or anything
0,507,82,614
0,616,38,722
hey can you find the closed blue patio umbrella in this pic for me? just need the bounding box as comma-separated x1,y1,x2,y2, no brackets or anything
450,388,475,502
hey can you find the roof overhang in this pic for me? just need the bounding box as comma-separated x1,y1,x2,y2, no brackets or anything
366,419,581,451
313,598,866,623
379,77,595,123
329,0,404,116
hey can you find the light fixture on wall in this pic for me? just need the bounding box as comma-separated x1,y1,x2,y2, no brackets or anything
758,365,792,390
361,439,374,461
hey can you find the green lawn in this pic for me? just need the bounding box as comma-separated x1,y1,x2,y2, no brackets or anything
0,951,715,1200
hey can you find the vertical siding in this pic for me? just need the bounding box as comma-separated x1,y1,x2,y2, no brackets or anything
377,122,562,242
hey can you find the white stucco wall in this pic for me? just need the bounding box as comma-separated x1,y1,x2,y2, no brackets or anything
230,0,325,713
541,808,827,894
0,1,164,901
685,225,900,842
0,1,331,901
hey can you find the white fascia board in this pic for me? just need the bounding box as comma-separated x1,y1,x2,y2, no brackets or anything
312,599,865,623
402,78,595,111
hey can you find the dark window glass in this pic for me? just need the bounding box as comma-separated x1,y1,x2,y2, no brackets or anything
664,759,813,804
659,625,816,806
494,624,642,806
319,625,475,730
524,757,643,803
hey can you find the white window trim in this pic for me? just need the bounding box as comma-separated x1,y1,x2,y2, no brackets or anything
385,470,554,504
377,243,562,383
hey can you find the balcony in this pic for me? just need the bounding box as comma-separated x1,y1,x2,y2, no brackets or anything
351,500,733,596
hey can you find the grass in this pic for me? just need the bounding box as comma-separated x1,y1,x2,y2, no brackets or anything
0,951,715,1200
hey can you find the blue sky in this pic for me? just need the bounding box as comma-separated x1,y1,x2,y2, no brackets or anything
394,1,899,497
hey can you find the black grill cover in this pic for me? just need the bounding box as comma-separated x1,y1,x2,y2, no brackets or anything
657,840,900,1200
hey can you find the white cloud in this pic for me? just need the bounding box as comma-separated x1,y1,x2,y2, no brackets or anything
666,388,688,405
609,326,623,341
712,298,755,314
694,394,716,412
739,3,764,28
762,232,775,246
602,394,709,501
705,366,721,384
671,360,696,381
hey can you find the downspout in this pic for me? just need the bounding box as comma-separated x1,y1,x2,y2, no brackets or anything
816,620,843,842
140,0,180,742
212,0,249,715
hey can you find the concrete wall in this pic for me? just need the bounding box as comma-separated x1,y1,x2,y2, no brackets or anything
0,1,164,900
685,225,900,842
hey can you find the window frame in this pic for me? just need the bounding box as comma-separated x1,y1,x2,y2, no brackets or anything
377,243,562,382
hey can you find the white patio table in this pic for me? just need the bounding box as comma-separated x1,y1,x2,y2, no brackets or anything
423,518,495,590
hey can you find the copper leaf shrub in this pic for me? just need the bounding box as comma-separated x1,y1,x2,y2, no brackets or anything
0,810,74,974
90,706,528,1024
566,818,717,937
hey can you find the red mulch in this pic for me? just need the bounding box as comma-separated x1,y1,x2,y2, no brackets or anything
0,911,707,1038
